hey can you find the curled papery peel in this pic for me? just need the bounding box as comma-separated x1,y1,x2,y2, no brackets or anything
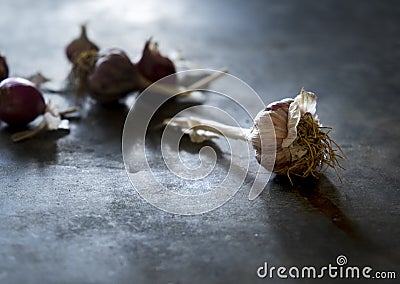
43,104,63,130
282,88,318,148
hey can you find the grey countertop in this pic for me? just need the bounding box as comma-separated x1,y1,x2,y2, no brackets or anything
1,0,399,283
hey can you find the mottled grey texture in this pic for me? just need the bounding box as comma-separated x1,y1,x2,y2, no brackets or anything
1,0,399,283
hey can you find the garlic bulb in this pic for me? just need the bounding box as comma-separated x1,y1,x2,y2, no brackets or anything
165,88,344,182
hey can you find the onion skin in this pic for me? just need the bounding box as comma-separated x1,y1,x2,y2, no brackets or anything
88,49,143,104
0,54,9,81
0,78,46,126
136,39,176,83
66,25,99,63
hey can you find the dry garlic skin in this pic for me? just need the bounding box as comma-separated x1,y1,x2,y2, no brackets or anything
250,98,293,171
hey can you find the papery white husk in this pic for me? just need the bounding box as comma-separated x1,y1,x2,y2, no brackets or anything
282,88,318,148
43,112,61,130
44,103,62,130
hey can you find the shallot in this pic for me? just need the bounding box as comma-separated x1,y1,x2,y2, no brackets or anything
136,39,176,83
74,48,228,103
87,49,146,103
66,24,99,64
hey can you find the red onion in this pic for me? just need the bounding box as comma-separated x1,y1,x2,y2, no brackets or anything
0,77,46,126
66,24,99,63
0,54,9,81
136,39,176,83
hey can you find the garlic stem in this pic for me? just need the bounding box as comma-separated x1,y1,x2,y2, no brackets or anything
165,117,250,143
137,68,228,97
58,106,79,116
186,67,228,90
137,75,184,96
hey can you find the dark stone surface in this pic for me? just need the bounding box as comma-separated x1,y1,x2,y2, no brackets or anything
1,0,399,283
